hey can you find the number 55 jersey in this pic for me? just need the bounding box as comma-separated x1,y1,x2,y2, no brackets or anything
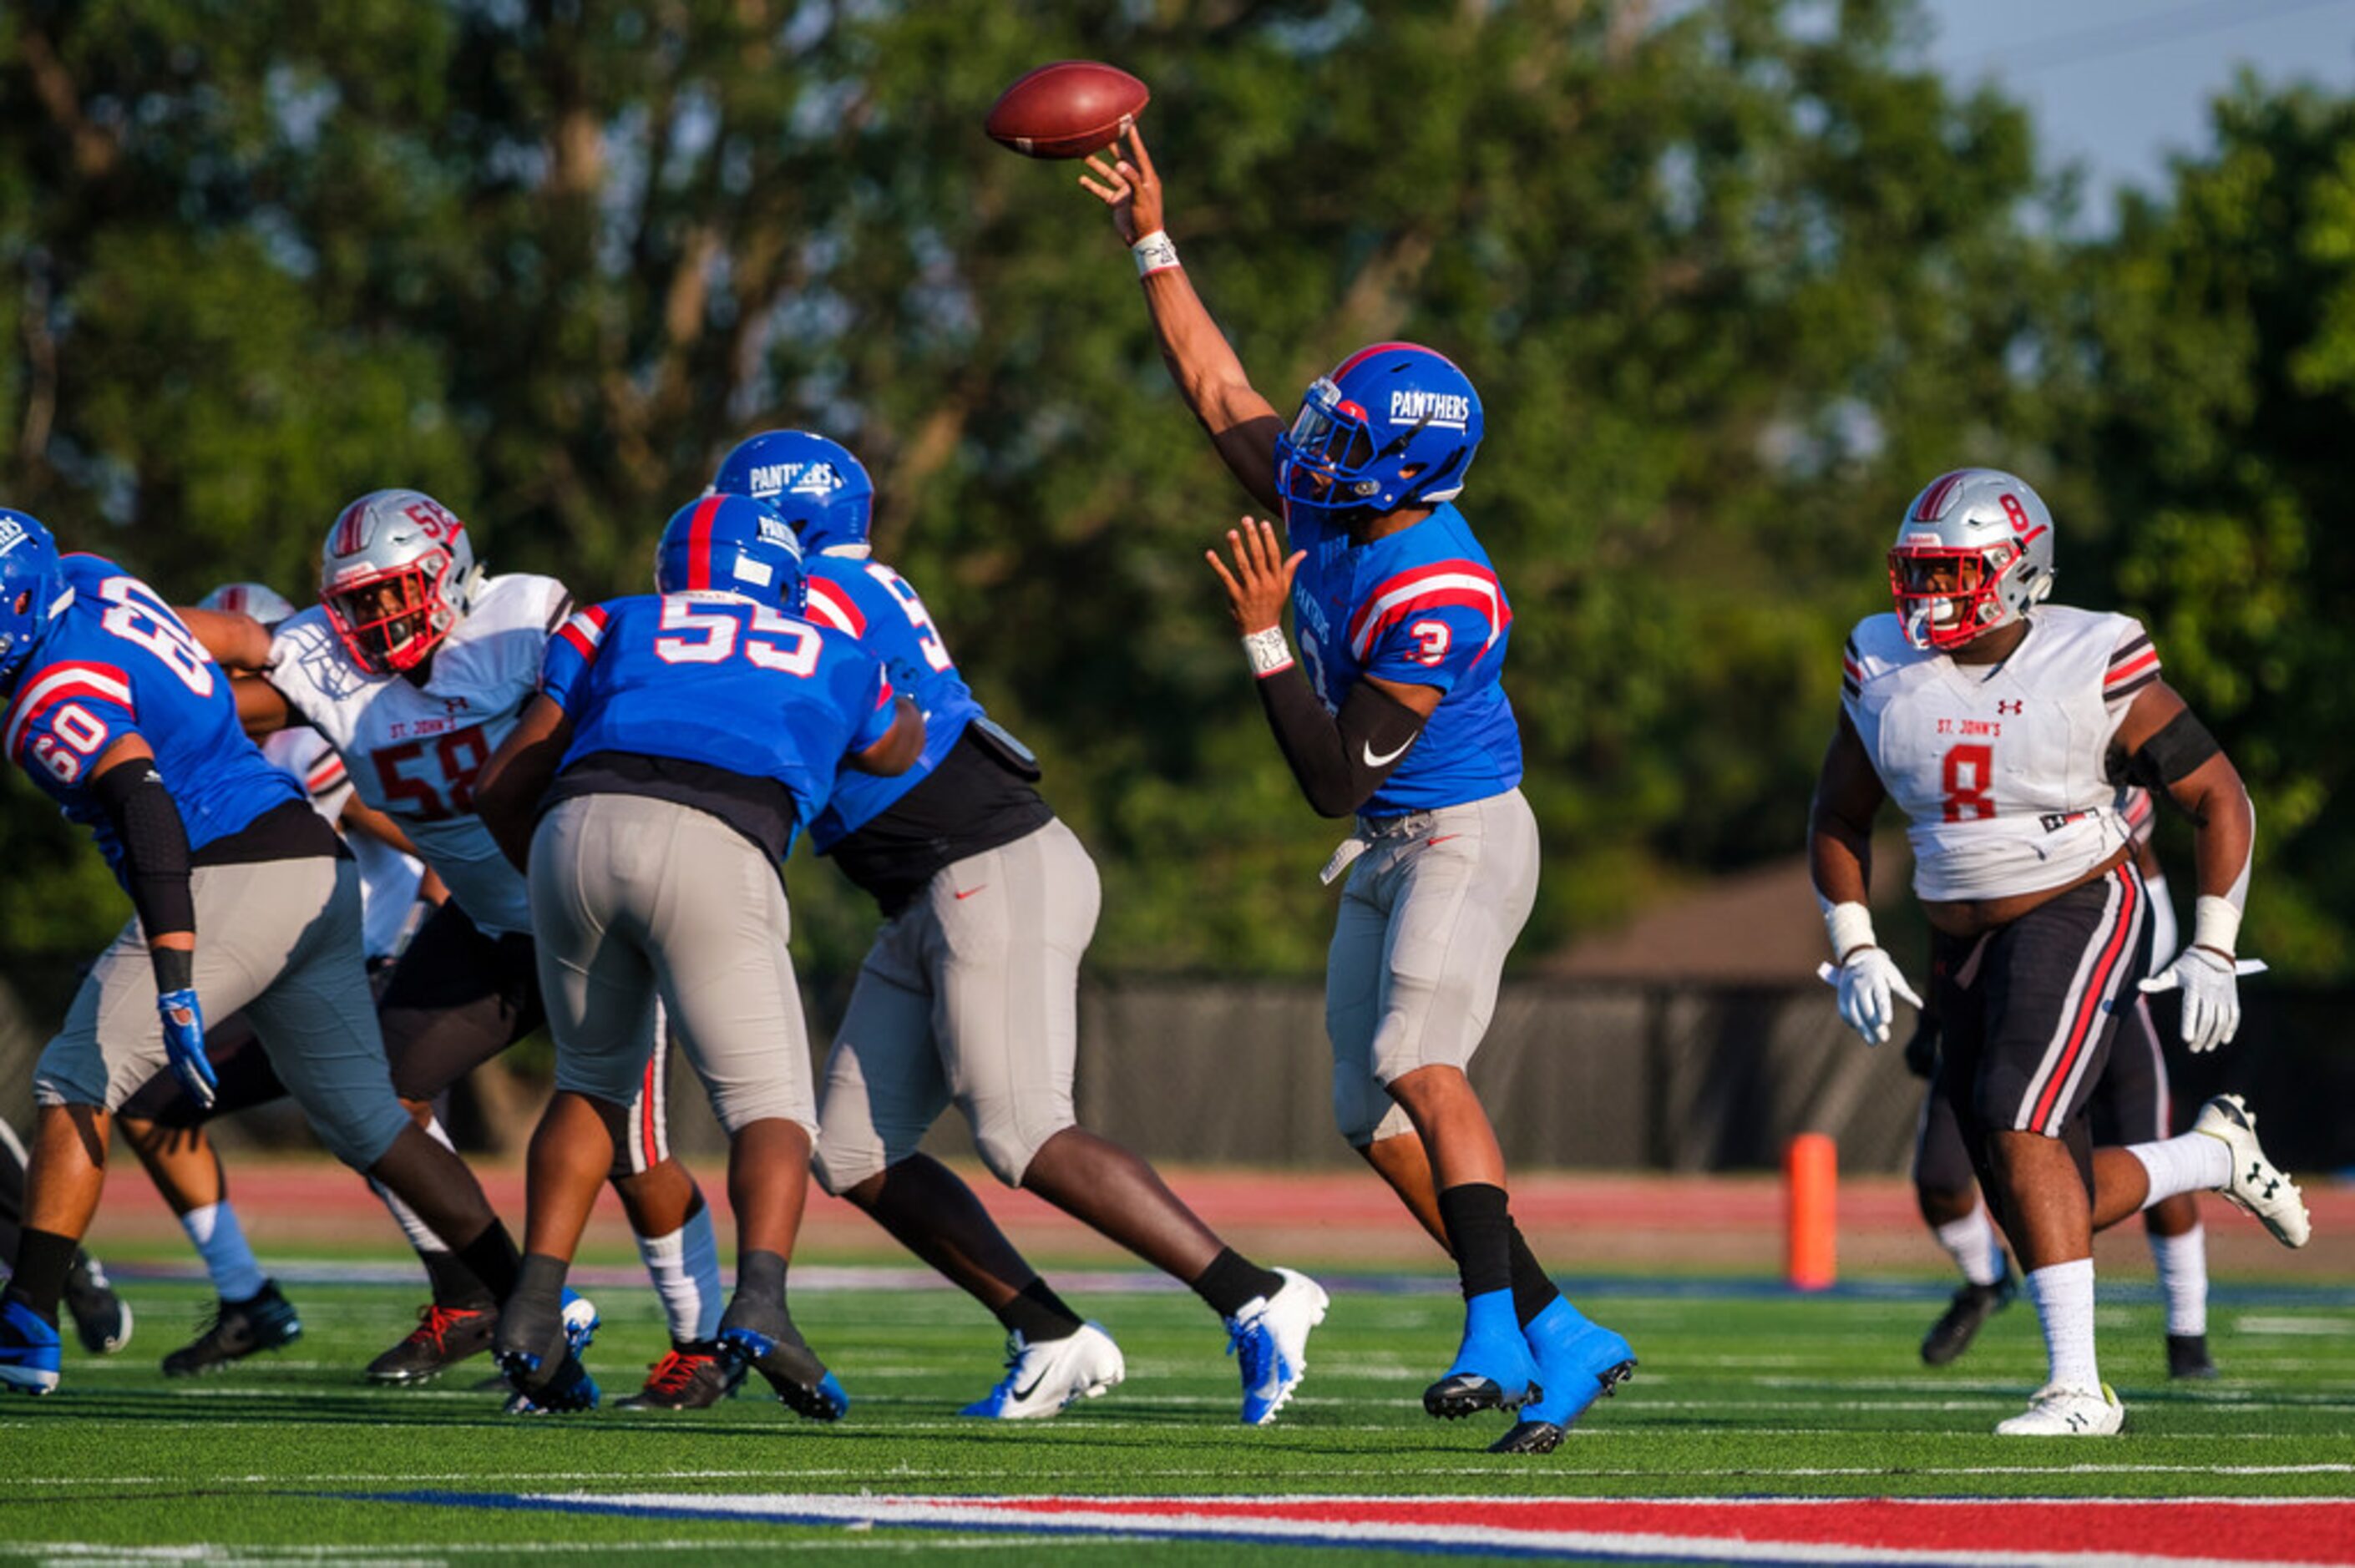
1841,604,2160,903
266,574,571,935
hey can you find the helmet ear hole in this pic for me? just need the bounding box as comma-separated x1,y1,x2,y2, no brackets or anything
9,589,26,615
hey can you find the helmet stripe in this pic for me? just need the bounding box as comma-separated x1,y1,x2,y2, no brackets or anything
1330,340,1435,379
686,495,724,591
1912,471,1969,521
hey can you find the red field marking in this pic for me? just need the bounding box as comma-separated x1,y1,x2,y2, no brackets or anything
422,1491,2355,1564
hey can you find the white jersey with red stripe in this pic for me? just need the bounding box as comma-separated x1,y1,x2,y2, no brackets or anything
265,573,570,938
258,726,427,959
1841,605,2160,903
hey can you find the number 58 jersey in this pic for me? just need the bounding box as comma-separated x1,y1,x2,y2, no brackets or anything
1841,604,2160,903
266,574,570,936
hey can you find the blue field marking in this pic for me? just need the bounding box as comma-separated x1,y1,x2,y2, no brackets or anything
115,1260,2355,1310
350,1490,1833,1565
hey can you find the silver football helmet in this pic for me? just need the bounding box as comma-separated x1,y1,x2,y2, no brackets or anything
1888,468,2055,651
197,581,298,629
319,488,483,675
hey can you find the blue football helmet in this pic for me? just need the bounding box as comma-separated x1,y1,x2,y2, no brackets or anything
1273,341,1483,523
709,431,874,555
0,508,68,686
654,493,808,614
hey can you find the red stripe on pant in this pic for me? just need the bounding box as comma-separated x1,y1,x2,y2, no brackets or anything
2031,867,2139,1134
640,1055,661,1171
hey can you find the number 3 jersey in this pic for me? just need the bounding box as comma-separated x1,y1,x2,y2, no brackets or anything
1841,604,2161,903
1284,501,1522,815
266,573,570,936
4,554,301,873
538,590,897,858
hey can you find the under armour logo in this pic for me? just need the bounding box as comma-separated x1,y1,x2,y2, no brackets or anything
2065,1411,2089,1430
2251,1164,2277,1199
1996,700,2023,715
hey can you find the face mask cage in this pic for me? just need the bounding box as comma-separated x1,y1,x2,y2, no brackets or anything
326,559,450,674
1887,542,2020,651
1277,377,1389,515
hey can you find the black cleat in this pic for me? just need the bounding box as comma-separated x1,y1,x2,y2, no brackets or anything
366,1302,496,1384
2167,1333,2219,1380
1486,1358,1636,1455
63,1252,133,1356
616,1342,746,1411
1921,1270,2017,1367
491,1292,599,1414
162,1280,302,1376
1421,1373,1542,1421
717,1295,847,1421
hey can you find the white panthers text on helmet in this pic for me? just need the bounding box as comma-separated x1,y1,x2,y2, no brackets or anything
745,462,843,499
1388,389,1471,430
0,517,27,557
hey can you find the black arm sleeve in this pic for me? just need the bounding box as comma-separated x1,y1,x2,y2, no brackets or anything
1254,665,1430,818
92,758,197,992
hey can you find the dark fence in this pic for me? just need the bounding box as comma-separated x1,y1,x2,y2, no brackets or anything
3,969,2347,1176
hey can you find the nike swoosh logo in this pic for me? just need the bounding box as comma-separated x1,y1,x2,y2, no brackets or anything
1426,835,1460,848
1010,1373,1048,1401
955,886,988,900
1363,737,1416,768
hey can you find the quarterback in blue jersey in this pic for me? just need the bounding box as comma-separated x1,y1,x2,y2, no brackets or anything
0,510,548,1397
474,494,921,1417
1081,127,1636,1453
712,432,1325,1425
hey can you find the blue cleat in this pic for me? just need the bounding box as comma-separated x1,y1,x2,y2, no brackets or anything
498,1348,601,1415
560,1288,600,1354
1422,1287,1542,1419
1489,1297,1636,1454
1226,1268,1328,1427
0,1298,63,1396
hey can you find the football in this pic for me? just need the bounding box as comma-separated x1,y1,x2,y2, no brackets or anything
985,61,1150,159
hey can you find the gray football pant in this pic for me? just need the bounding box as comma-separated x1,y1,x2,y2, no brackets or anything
530,792,813,1136
1326,787,1541,1146
813,818,1096,1191
35,856,413,1168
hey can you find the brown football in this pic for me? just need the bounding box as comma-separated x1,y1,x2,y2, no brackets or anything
985,61,1149,159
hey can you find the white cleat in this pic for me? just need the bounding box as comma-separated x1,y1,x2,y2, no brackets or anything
960,1322,1125,1419
2195,1094,2312,1248
1995,1382,2124,1437
1227,1267,1329,1427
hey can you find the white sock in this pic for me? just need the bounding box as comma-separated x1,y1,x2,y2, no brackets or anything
636,1203,724,1343
369,1115,460,1255
180,1201,268,1303
2130,1131,2232,1208
2023,1257,2101,1391
2149,1223,2209,1338
1932,1202,2008,1287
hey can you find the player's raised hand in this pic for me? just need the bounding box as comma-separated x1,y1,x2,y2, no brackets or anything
1079,122,1162,246
1206,516,1304,635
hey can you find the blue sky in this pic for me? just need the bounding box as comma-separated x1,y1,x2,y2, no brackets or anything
1918,0,2355,210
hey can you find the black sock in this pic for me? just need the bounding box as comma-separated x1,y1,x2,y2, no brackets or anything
737,1248,788,1304
1190,1247,1287,1319
449,1221,523,1303
510,1252,569,1315
2,1227,79,1323
1436,1182,1513,1302
995,1277,1084,1343
1507,1223,1562,1328
421,1247,497,1311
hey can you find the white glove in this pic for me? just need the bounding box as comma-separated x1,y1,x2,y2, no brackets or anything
2139,946,2240,1053
1835,947,1923,1045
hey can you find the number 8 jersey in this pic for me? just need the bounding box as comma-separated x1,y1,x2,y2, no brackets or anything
1841,604,2160,903
266,574,571,936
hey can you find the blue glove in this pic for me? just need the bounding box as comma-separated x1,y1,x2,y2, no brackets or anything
157,987,215,1111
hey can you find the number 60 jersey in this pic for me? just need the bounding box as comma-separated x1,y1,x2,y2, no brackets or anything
1842,604,2161,904
265,574,571,937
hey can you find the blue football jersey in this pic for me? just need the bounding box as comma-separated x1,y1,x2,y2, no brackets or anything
798,553,986,850
540,590,898,836
1284,502,1522,813
2,554,304,873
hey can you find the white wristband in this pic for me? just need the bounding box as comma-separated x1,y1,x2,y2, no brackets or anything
2190,893,2242,958
1241,626,1294,678
1132,230,1180,277
1825,900,1876,964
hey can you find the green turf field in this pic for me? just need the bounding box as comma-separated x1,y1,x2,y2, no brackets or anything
5,1271,2352,1563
